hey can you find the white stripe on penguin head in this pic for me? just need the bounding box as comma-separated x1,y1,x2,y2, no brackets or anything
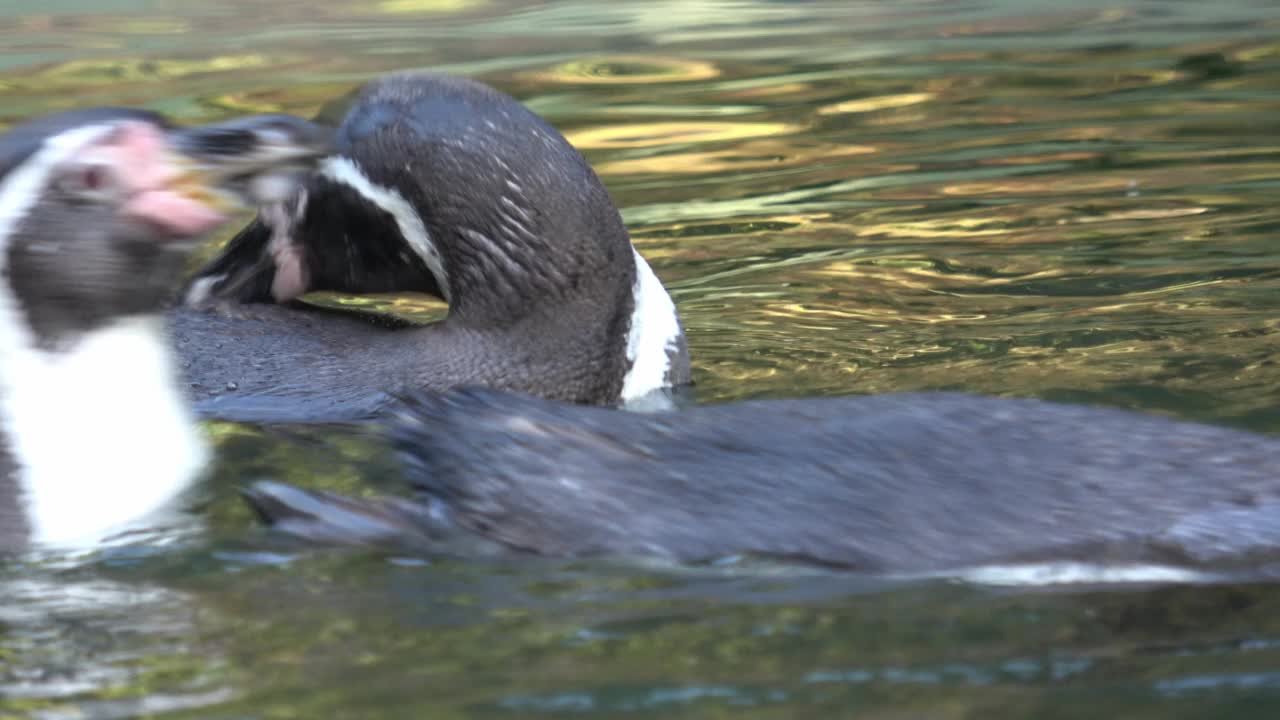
318,156,450,301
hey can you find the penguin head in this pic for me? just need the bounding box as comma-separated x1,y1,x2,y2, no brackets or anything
191,73,636,328
0,109,330,345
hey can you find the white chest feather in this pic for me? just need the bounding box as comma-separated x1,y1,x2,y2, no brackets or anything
0,316,209,550
620,250,684,404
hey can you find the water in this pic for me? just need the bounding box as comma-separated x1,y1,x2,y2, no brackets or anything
4,0,1280,716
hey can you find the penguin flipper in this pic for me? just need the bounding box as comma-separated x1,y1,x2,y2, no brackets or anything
241,480,435,548
240,480,511,557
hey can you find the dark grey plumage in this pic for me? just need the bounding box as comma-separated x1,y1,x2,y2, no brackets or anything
0,435,26,551
245,388,1280,575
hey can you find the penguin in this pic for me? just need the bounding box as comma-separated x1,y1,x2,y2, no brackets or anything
0,108,330,552
175,72,692,425
167,73,1280,582
245,386,1280,581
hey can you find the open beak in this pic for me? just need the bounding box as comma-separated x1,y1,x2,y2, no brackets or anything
162,156,241,215
111,115,330,239
168,114,334,212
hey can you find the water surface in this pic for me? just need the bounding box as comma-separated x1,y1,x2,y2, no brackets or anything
4,0,1280,717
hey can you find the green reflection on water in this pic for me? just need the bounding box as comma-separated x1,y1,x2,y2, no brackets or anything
4,0,1280,718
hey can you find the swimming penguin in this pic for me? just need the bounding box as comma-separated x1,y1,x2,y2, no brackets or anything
0,108,331,552
174,72,692,425
244,387,1280,579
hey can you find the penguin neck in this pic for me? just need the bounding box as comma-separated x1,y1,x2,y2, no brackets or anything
619,249,687,408
430,248,687,408
293,153,692,406
0,290,208,551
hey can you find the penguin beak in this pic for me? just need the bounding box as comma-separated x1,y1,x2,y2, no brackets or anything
163,157,241,215
168,114,334,210
105,115,330,239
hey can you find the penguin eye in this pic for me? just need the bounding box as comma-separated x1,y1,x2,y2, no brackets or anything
81,165,105,191
58,161,119,201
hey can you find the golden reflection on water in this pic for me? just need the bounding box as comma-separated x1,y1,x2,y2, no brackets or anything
818,92,934,115
0,5,1276,420
595,139,878,176
567,120,801,149
208,83,354,116
18,54,276,86
374,0,488,13
527,55,720,84
305,291,449,323
935,7,1135,37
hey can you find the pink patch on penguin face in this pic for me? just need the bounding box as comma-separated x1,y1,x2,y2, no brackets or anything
103,121,227,237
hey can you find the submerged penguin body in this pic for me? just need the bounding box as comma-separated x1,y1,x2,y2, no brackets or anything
246,388,1280,578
